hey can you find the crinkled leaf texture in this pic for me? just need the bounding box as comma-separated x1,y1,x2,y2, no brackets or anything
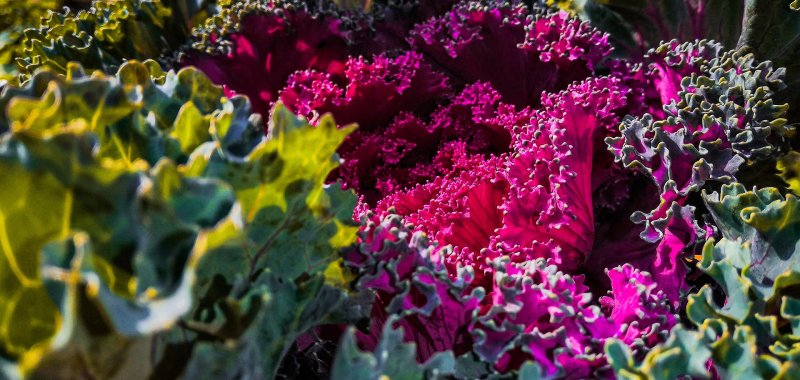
185,0,611,123
19,0,211,80
10,0,798,378
607,184,800,379
606,43,791,304
407,0,610,107
0,61,359,379
0,0,64,83
737,0,800,123
177,103,359,380
344,213,482,361
470,258,675,378
340,213,675,379
331,316,457,380
581,0,800,124
183,0,396,120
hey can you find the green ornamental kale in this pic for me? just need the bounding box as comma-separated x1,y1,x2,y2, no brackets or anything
0,0,67,84
332,316,457,380
578,0,800,126
607,184,800,379
0,61,359,379
18,0,213,80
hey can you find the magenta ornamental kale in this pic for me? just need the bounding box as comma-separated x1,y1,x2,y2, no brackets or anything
407,1,610,107
179,0,791,377
344,213,481,360
183,3,375,120
346,214,675,377
280,51,449,130
606,42,792,303
471,259,674,378
4,0,800,379
374,75,653,284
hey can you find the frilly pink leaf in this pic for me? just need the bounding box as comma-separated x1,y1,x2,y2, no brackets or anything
471,258,676,378
345,213,483,361
409,1,610,107
280,51,450,130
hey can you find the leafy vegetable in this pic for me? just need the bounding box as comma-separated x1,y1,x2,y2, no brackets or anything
0,0,66,83
2,0,800,378
607,44,791,303
607,184,800,378
0,61,358,378
19,0,213,80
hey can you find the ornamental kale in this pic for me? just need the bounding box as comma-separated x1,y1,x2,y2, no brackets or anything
178,0,743,377
607,184,800,378
19,0,213,80
0,61,357,378
342,213,674,378
0,0,73,83
607,43,792,304
2,0,800,379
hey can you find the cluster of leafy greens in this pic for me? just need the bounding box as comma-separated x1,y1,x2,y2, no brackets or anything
17,0,214,81
3,0,800,379
0,59,359,378
0,0,71,83
607,184,800,378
